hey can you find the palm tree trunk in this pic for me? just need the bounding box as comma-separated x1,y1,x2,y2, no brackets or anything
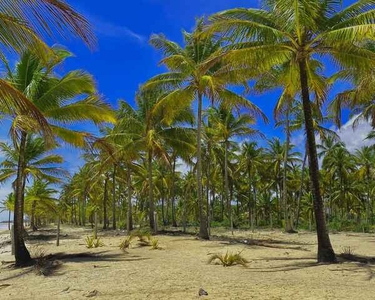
13,131,32,266
31,200,37,231
296,152,308,228
224,140,233,235
112,164,117,230
148,150,156,232
299,59,335,262
171,155,177,227
127,167,133,235
103,175,109,230
283,104,294,233
197,91,209,239
8,210,11,231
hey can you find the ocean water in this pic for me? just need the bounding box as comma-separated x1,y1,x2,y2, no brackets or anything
0,223,11,231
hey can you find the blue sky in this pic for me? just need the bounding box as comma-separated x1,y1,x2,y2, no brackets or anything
0,0,371,221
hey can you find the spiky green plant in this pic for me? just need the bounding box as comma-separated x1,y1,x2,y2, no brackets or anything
150,239,162,250
85,236,104,249
208,251,249,267
119,236,134,252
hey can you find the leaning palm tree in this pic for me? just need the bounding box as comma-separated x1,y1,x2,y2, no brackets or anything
208,0,375,262
145,19,265,239
0,0,95,138
5,48,115,266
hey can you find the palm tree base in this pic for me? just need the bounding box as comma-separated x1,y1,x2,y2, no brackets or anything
317,248,336,263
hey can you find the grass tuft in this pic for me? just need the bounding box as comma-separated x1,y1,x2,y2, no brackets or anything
208,250,249,267
85,236,104,249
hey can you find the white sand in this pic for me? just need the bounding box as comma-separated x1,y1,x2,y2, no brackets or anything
1,227,375,299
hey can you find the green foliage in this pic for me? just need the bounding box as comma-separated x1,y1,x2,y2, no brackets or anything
119,236,134,252
208,251,249,267
150,238,162,250
85,236,104,249
130,229,151,246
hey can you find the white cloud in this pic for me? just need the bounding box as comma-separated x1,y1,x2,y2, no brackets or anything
335,116,373,153
87,14,146,43
0,185,13,222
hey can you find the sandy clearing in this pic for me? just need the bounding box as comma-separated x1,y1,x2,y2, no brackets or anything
0,227,375,300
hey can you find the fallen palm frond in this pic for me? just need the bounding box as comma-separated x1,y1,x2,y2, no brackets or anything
208,250,249,267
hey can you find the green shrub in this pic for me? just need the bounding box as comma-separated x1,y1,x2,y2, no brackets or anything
85,236,104,248
208,251,249,267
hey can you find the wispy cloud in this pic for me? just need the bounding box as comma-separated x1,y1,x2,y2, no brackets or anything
86,13,146,43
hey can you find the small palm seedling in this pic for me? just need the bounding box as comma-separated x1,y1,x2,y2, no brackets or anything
150,238,163,250
31,247,61,276
85,236,104,249
131,229,151,247
119,236,134,252
208,250,249,267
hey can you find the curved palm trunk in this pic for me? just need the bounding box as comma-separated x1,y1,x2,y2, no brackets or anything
112,164,117,230
197,92,209,239
299,59,335,262
126,167,133,235
148,150,156,232
13,132,32,266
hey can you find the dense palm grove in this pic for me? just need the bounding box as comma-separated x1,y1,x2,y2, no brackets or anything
0,0,375,266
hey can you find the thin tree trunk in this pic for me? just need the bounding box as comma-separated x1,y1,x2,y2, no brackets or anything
112,164,117,230
148,150,156,232
8,210,11,231
30,200,37,231
299,58,335,263
127,167,133,235
171,155,177,227
103,175,109,230
224,140,233,235
13,132,32,266
283,104,294,233
197,92,209,239
56,216,60,246
296,152,308,228
94,210,98,239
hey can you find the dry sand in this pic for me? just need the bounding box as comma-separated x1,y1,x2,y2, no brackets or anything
1,226,375,299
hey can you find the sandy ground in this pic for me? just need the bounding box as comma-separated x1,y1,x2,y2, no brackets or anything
1,227,375,300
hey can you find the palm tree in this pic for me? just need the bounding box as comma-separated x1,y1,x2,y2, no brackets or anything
0,193,15,230
355,146,375,224
208,0,375,261
145,19,265,239
239,142,264,230
208,106,263,233
25,180,58,231
0,0,95,139
5,49,114,266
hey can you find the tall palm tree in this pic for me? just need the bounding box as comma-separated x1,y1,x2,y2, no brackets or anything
145,19,265,239
208,0,375,261
208,106,263,233
5,49,115,266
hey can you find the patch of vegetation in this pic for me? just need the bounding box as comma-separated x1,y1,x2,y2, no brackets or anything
31,247,61,276
85,236,104,249
208,251,249,267
340,246,355,260
150,238,163,250
119,236,134,252
131,229,151,246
